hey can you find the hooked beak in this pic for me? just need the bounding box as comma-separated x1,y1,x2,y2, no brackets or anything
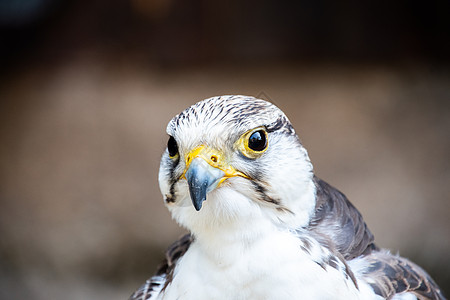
183,146,248,211
185,158,224,211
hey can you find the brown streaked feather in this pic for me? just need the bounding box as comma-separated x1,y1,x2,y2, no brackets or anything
360,251,445,300
129,234,193,300
308,176,378,260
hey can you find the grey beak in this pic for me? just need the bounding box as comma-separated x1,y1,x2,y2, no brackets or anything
185,157,225,211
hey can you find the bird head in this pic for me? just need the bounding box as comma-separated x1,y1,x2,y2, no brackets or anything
159,96,316,233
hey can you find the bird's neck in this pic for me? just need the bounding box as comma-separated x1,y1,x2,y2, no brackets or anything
192,214,284,265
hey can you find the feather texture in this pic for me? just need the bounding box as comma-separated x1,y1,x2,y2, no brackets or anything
129,95,445,300
309,176,378,260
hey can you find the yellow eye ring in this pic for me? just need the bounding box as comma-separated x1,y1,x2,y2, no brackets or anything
237,127,268,158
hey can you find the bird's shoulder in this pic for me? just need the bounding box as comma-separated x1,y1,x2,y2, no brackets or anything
308,176,378,260
308,177,445,299
128,234,193,300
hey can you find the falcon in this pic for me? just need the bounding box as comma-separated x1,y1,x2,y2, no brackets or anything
130,95,445,300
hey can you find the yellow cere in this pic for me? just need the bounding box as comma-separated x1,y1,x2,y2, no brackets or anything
182,145,249,182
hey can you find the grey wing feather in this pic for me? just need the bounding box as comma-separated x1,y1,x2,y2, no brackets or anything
309,176,378,259
308,177,445,299
360,251,446,300
129,234,193,300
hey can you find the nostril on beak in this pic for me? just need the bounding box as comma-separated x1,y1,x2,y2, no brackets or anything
210,155,218,163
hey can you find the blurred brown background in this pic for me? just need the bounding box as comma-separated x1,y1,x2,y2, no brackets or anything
0,0,449,299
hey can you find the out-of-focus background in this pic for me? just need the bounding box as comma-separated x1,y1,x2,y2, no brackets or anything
0,0,449,299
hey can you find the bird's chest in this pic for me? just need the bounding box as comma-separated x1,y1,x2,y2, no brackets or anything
160,232,361,300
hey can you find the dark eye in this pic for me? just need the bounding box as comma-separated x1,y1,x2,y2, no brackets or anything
248,130,267,152
167,136,179,157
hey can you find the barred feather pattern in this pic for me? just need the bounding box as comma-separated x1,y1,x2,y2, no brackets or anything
129,235,193,300
353,251,445,300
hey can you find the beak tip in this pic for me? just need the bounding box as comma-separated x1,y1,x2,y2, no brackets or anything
193,202,203,211
191,193,205,211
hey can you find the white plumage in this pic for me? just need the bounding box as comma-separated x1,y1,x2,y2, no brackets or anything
130,95,445,300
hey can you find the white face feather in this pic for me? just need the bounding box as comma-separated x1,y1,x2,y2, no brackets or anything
159,95,316,234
